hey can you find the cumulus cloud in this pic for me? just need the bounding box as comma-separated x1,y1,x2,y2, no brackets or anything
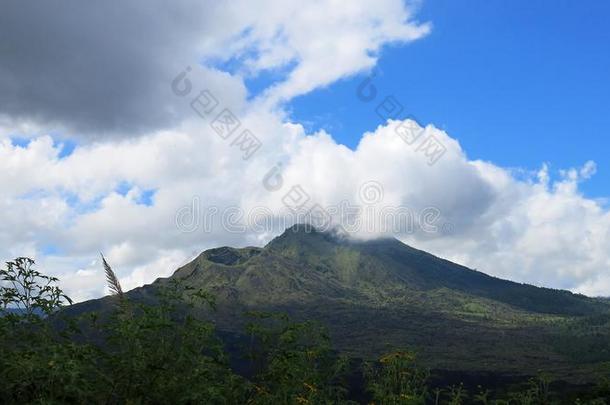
0,0,429,137
225,0,431,104
2,115,610,301
1,1,609,302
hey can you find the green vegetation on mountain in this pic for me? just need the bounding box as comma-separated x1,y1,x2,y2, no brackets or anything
113,225,610,381
3,226,610,403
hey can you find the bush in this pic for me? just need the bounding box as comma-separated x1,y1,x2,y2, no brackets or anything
1,256,609,404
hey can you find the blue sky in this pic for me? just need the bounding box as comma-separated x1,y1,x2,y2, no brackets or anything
280,0,610,199
4,1,610,299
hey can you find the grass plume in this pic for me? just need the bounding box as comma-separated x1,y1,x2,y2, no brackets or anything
101,253,123,298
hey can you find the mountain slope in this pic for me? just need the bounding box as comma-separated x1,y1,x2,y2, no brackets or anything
165,225,605,316
72,225,610,381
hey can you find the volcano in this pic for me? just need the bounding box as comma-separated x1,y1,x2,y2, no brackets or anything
71,225,610,382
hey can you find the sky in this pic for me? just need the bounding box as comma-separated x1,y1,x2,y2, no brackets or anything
0,1,609,301
288,0,610,199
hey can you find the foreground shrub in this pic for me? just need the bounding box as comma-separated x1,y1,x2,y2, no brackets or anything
365,351,429,404
2,256,610,404
245,312,353,404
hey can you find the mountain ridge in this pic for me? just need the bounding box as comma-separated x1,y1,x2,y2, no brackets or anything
166,224,602,315
68,225,610,381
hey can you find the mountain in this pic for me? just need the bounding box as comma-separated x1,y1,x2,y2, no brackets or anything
71,225,610,382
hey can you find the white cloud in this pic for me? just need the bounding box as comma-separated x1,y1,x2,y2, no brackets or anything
2,116,610,300
0,0,429,136
221,0,431,104
1,1,609,302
